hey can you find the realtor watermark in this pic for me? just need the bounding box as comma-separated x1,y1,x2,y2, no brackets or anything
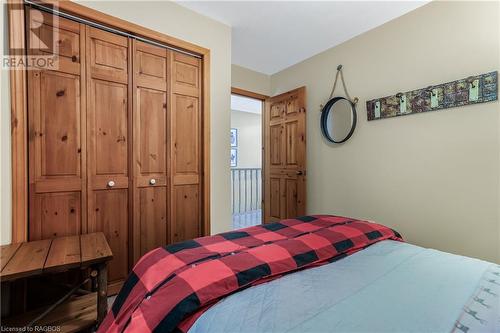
3,3,60,70
0,326,61,332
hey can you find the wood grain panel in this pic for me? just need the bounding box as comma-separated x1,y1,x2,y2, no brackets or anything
171,185,200,243
269,177,281,220
80,232,113,265
269,124,283,166
1,239,52,280
138,88,166,174
91,80,128,176
285,120,298,166
173,52,199,66
136,42,167,90
139,187,167,256
172,95,199,175
285,178,298,218
30,71,80,179
44,236,81,272
92,190,128,284
270,102,285,120
27,9,82,75
171,52,200,97
30,192,81,240
286,94,299,115
139,54,165,77
36,24,80,60
0,243,22,272
88,27,128,84
174,63,197,87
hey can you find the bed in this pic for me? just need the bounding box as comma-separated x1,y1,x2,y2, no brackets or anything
99,215,499,333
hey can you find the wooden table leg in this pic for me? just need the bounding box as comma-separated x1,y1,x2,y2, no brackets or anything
96,263,108,325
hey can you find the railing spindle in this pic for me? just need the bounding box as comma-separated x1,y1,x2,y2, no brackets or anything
230,168,262,214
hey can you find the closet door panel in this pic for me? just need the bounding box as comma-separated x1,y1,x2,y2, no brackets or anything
136,43,167,90
172,95,199,177
92,80,128,177
30,192,81,241
139,187,167,256
171,185,200,243
37,71,81,178
87,26,130,292
88,28,128,84
132,41,168,262
172,53,200,97
138,88,167,176
27,9,82,75
93,189,129,283
169,50,202,242
27,10,86,241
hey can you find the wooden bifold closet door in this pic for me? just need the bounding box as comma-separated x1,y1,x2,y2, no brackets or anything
27,9,87,240
26,8,204,293
132,40,168,262
169,52,202,243
86,26,131,292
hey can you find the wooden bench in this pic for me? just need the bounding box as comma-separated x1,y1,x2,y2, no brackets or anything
0,232,113,332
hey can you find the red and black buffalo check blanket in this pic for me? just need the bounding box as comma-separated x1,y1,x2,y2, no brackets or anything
99,215,403,333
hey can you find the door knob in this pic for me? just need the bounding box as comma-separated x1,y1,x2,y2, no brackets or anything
296,171,303,175
107,180,115,187
149,178,156,185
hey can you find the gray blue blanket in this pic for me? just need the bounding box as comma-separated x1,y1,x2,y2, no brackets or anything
189,240,498,333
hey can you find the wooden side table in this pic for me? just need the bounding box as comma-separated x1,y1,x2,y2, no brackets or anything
0,232,113,332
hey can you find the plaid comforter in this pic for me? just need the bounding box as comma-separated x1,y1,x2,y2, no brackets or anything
99,215,403,333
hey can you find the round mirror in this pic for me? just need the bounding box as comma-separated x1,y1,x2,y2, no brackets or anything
320,97,357,144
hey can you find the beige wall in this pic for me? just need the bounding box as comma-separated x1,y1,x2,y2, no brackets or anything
232,64,271,96
231,111,262,169
0,0,233,242
271,1,500,263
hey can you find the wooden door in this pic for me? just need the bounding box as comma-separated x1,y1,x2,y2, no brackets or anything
169,51,202,243
86,26,131,293
27,9,87,240
132,40,168,262
264,87,306,222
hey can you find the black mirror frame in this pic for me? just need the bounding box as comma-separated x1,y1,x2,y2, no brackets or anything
320,96,357,144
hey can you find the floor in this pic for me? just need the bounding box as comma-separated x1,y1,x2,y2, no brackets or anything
232,209,262,229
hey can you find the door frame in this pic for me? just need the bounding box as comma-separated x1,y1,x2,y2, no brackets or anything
8,0,211,242
230,87,268,223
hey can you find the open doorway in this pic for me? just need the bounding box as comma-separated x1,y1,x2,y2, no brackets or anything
230,88,266,229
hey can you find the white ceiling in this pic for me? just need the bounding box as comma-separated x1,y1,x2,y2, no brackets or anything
176,1,428,74
231,94,262,114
